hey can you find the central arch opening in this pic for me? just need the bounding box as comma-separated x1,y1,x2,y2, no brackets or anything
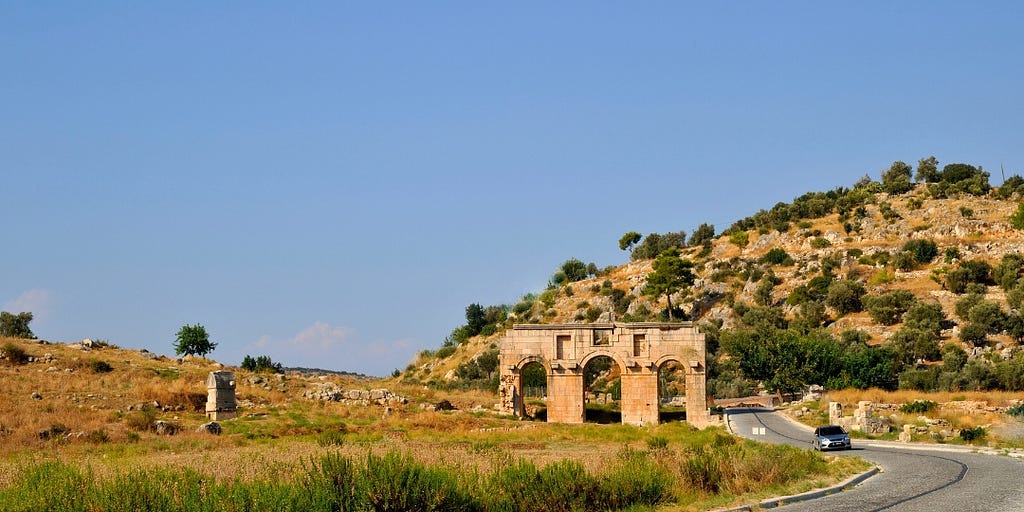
658,360,687,422
583,355,621,423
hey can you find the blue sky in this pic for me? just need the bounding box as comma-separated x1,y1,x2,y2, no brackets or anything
2,2,1022,376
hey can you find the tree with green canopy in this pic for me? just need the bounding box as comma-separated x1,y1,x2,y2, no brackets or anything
643,248,695,321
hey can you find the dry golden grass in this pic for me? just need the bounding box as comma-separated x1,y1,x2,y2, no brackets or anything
826,388,1022,408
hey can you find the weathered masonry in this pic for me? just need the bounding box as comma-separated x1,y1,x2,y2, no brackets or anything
205,370,237,420
498,322,707,426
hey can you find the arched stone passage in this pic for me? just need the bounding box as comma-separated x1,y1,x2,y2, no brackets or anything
657,359,688,422
499,323,707,426
582,354,622,424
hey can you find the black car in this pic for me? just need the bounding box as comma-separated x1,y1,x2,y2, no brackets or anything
812,425,851,451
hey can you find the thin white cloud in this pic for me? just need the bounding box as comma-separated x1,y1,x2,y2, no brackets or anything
288,321,353,351
3,289,53,322
246,322,416,375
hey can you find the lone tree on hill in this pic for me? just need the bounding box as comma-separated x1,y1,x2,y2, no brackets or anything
643,248,696,321
881,161,914,195
618,231,642,251
0,311,35,339
174,323,216,357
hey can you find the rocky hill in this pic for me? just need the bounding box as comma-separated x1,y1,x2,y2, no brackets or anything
407,175,1024,395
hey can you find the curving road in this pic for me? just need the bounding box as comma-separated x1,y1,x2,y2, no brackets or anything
726,408,1024,512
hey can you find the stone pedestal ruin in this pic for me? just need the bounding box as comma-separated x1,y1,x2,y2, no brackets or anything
498,322,707,427
829,402,843,424
205,371,237,420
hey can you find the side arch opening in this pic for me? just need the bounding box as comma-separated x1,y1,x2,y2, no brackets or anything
658,359,687,422
520,360,547,421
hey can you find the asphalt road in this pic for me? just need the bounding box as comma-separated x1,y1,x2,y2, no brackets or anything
726,408,1024,512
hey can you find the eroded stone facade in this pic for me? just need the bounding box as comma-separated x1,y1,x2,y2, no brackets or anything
205,370,237,420
498,323,707,426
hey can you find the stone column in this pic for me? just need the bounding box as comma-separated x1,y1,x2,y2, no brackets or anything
829,402,843,424
498,373,521,416
547,371,584,423
685,362,708,427
205,371,237,421
621,370,659,425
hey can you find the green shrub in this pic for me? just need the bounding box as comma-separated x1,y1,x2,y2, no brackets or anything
1010,202,1024,229
762,248,793,266
601,449,672,509
241,354,284,373
1008,403,1024,417
88,359,113,373
863,290,916,325
435,345,456,359
512,300,534,316
810,237,831,249
894,251,917,271
125,405,157,432
645,436,669,450
729,231,749,247
879,202,901,221
899,400,938,414
944,247,961,263
360,452,476,512
959,426,986,443
902,239,938,264
87,429,110,444
825,279,866,316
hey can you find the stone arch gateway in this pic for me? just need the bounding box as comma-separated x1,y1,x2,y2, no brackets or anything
498,322,708,426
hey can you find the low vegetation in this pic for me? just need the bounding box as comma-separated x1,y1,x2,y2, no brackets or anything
0,424,867,512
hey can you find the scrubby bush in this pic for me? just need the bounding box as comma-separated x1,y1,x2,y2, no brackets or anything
825,280,866,316
968,301,1007,334
863,290,916,325
959,323,988,346
1010,202,1024,229
729,231,749,248
630,231,688,260
1,342,28,365
890,327,940,364
942,344,968,372
125,405,158,432
899,400,937,414
88,359,113,373
894,251,917,271
902,239,938,264
959,426,986,443
762,248,793,266
902,301,947,336
810,237,831,249
241,354,284,373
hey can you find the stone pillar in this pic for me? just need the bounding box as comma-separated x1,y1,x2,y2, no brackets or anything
498,373,521,416
685,361,708,427
205,371,237,420
621,370,659,425
829,402,843,424
547,371,584,423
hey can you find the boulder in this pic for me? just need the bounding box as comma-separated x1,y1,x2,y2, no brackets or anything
435,399,456,411
154,420,178,436
196,422,222,435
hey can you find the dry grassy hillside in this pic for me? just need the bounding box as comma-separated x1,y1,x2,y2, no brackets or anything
408,184,1024,388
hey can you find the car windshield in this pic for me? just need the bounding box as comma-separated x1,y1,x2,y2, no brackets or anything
818,426,845,436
